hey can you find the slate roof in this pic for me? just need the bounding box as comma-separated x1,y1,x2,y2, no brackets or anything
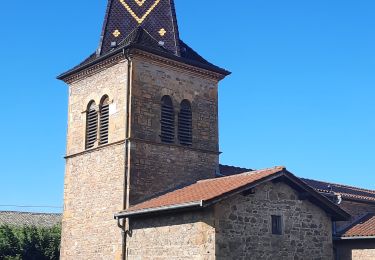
58,27,230,80
0,211,61,228
98,0,181,55
338,213,375,238
116,166,349,221
301,178,375,203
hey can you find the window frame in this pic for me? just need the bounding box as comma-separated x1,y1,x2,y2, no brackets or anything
271,215,283,235
85,101,98,150
99,95,110,145
160,95,175,143
178,99,192,146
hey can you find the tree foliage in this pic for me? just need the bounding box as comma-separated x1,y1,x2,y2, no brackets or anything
0,224,61,260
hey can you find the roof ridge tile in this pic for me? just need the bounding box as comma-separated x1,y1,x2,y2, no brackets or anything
302,178,375,194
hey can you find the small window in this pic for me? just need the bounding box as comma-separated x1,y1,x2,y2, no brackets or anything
86,101,98,149
178,100,192,146
271,215,282,235
99,96,110,145
160,96,175,143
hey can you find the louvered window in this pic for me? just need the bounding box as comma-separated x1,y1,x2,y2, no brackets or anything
86,101,98,149
178,100,192,146
99,96,110,145
160,96,175,143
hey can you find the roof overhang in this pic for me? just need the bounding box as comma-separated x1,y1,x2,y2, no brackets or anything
57,44,230,82
114,201,203,219
318,191,375,205
334,236,375,240
115,169,350,221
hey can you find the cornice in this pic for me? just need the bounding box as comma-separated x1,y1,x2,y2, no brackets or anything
65,137,220,160
129,137,221,155
63,52,126,84
131,49,225,81
65,140,126,159
59,44,229,85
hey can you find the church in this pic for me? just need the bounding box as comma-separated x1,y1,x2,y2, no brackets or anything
58,1,375,259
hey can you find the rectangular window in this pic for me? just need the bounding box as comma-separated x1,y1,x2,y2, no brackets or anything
271,215,282,235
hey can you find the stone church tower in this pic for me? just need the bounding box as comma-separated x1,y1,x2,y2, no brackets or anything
58,0,229,258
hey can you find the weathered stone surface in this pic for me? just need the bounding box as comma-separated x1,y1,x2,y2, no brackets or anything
128,56,220,205
214,182,334,260
127,210,216,260
61,145,125,260
61,60,128,259
126,181,335,260
61,53,222,259
131,57,219,152
129,142,218,204
352,249,375,259
66,60,128,155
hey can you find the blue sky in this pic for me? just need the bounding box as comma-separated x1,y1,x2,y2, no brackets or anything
0,0,374,213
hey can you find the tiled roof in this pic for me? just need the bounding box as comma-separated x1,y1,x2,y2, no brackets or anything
99,0,181,55
218,164,375,203
0,211,61,228
125,166,282,213
58,28,229,80
301,178,375,203
338,213,375,238
117,167,349,221
58,0,230,80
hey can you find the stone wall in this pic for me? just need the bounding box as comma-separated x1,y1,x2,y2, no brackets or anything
61,60,128,259
129,141,219,204
214,182,334,260
66,60,128,155
127,181,336,260
61,53,223,258
61,145,125,260
131,56,219,151
128,56,220,204
127,210,216,260
353,249,375,260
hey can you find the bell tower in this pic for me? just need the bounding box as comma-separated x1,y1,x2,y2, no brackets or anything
58,0,229,259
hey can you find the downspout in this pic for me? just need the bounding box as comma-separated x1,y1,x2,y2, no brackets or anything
118,48,133,260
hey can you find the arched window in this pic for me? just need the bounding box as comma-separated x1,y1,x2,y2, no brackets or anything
86,101,98,149
178,100,192,146
160,96,175,143
99,96,110,145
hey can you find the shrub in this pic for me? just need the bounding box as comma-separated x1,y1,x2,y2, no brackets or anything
0,224,61,260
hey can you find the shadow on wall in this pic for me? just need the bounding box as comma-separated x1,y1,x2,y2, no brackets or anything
335,240,375,260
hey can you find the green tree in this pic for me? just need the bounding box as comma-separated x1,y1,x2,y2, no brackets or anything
0,225,22,259
0,224,61,260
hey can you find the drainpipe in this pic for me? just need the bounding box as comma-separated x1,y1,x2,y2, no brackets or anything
117,218,126,260
118,48,133,260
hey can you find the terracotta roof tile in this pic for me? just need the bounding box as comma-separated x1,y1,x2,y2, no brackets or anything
301,178,375,203
221,164,375,203
219,164,375,203
126,166,284,213
117,166,349,221
339,213,375,238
